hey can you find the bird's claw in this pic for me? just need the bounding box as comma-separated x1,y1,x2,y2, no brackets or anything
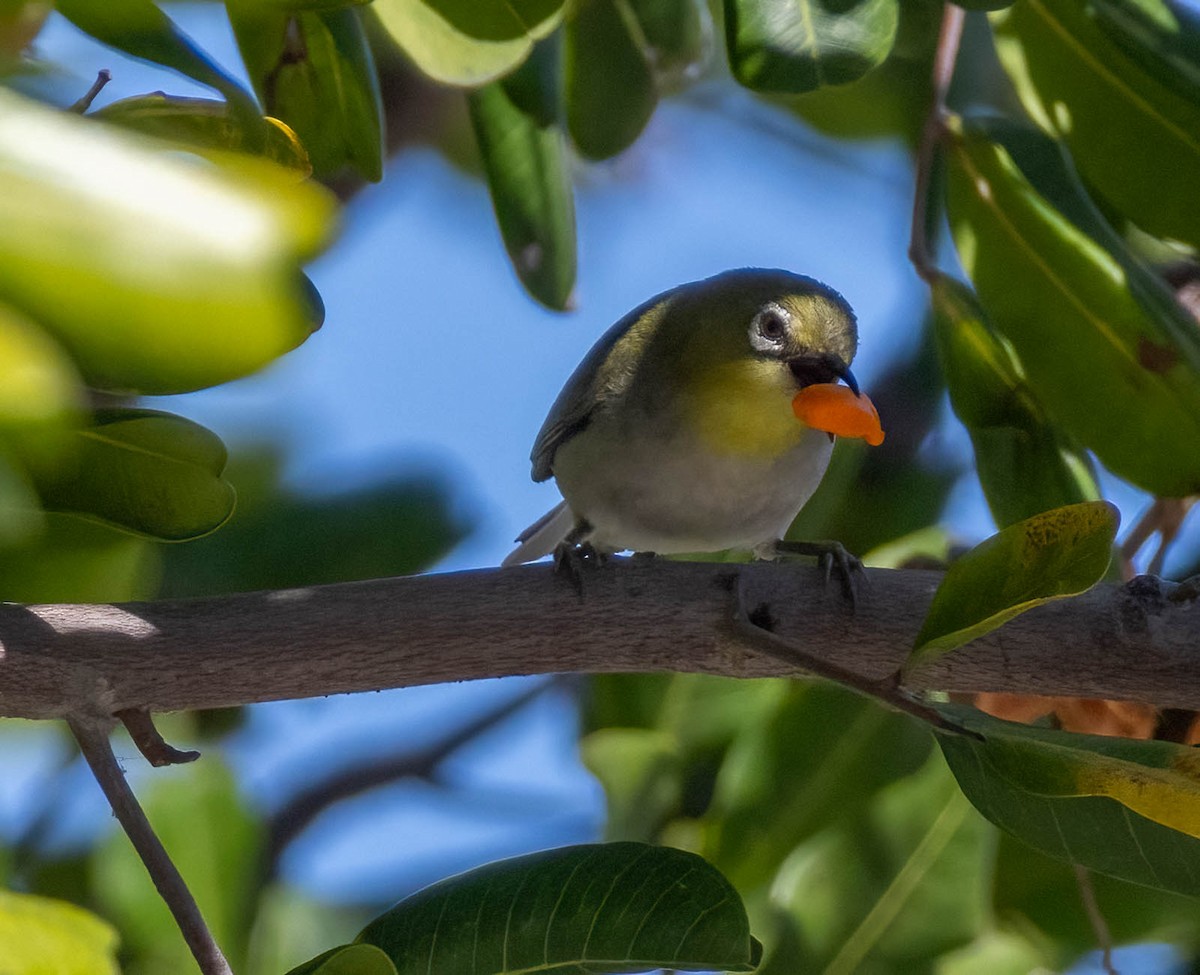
553,541,606,595
772,538,864,608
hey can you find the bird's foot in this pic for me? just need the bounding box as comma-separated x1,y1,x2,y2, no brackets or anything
553,540,607,595
763,538,865,607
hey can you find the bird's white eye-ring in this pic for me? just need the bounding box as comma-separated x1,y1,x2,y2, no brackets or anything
750,305,789,351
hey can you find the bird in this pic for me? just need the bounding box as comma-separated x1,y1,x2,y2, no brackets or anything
502,268,882,573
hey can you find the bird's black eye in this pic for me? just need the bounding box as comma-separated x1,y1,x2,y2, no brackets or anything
756,309,787,341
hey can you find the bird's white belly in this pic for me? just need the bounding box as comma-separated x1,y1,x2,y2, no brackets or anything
551,422,834,555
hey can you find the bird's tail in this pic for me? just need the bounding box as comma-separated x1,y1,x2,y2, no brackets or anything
501,500,575,567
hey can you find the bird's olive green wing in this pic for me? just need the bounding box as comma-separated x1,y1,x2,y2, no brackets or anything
530,289,676,482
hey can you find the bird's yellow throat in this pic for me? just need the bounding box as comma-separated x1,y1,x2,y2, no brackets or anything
684,358,806,457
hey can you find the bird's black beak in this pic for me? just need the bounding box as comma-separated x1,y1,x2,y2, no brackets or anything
788,355,860,396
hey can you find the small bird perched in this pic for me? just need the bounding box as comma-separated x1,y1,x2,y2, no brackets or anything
502,268,883,570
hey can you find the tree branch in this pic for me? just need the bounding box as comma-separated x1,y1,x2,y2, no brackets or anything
68,714,232,975
2,562,1199,720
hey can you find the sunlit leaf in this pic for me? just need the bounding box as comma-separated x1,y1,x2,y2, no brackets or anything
57,0,264,139
34,409,235,541
761,753,992,973
93,758,262,974
910,501,1117,667
95,94,311,174
229,4,383,181
931,276,1099,528
0,87,335,394
944,121,1200,496
371,0,564,87
0,891,119,975
470,37,576,310
934,931,1050,975
288,943,398,975
724,0,899,93
0,302,84,477
938,706,1200,896
993,0,1200,248
353,843,760,974
703,682,932,890
565,0,658,159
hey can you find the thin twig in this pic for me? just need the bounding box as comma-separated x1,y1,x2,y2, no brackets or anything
1073,863,1118,975
70,69,111,113
725,573,981,739
116,708,201,767
909,4,966,283
67,714,233,975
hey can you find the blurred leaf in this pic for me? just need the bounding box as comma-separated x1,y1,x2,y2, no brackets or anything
863,526,953,569
933,930,1049,975
1090,0,1200,103
95,94,311,174
581,728,682,842
931,276,1099,528
584,673,676,732
565,0,658,159
993,830,1200,963
944,122,1200,496
724,0,899,93
630,0,711,87
761,752,992,973
33,409,235,542
245,885,379,975
469,37,576,309
0,513,159,602
56,0,263,139
0,1,50,61
229,5,384,181
93,757,262,975
352,843,760,974
0,302,84,477
157,451,469,596
993,0,1200,248
703,683,932,891
0,88,335,394
0,890,119,975
0,449,41,547
911,501,1117,667
288,944,398,975
940,707,1200,896
371,0,564,86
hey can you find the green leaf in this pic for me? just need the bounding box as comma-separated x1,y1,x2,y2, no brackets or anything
0,302,84,476
33,409,235,541
371,0,564,86
229,5,384,182
944,121,1200,496
0,87,335,394
931,276,1099,528
703,683,932,890
354,842,760,974
724,0,899,93
993,0,1200,248
565,0,658,159
581,728,683,843
94,94,311,174
629,0,712,88
0,891,120,975
762,752,993,973
156,455,469,595
469,38,576,310
0,513,159,602
910,501,1117,667
92,757,262,974
288,943,399,975
1089,0,1200,104
938,706,1200,896
56,0,264,140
